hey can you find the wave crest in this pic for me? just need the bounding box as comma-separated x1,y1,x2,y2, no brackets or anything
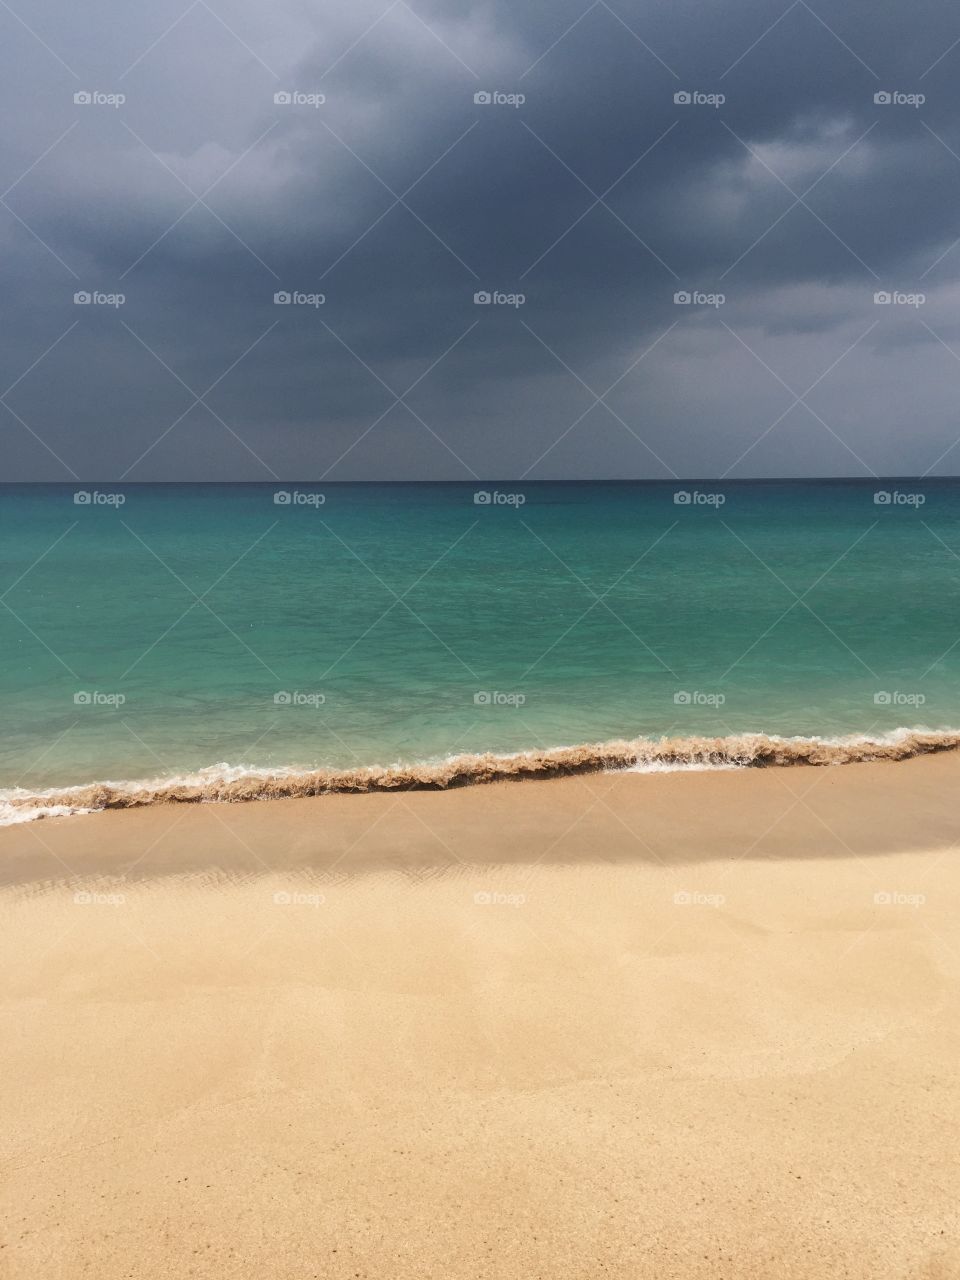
3,728,959,824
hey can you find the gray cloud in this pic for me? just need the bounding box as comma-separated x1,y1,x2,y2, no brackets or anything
2,0,960,478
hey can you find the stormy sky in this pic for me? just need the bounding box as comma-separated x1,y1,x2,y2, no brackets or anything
1,0,959,480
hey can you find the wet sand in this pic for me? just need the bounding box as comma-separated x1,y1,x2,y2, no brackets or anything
2,756,959,1277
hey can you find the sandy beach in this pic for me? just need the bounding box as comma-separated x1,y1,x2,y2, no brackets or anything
2,755,959,1277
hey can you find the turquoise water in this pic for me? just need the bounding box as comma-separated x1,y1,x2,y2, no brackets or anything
2,480,959,799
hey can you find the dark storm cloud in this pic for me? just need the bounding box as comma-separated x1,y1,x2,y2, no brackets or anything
2,0,960,478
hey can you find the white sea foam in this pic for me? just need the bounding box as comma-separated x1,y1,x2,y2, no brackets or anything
2,726,958,826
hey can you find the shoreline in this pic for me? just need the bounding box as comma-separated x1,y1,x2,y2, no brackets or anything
3,749,960,885
4,724,960,826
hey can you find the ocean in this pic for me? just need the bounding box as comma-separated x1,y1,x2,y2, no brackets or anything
2,479,958,821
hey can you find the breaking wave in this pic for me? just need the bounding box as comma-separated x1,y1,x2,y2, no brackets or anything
2,727,959,826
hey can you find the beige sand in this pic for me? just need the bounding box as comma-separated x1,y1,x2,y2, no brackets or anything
2,756,960,1277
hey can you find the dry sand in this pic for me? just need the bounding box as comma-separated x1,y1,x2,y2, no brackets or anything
2,755,960,1277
